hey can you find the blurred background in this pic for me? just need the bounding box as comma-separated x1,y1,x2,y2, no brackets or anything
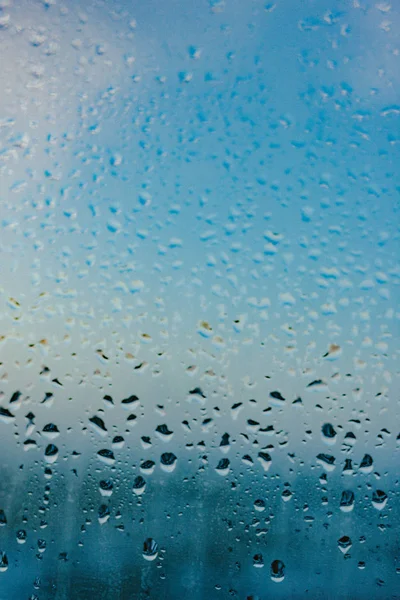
0,0,399,598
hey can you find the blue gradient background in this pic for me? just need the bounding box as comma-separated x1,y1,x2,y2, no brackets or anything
0,0,399,598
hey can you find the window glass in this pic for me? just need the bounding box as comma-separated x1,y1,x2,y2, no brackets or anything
0,1,399,598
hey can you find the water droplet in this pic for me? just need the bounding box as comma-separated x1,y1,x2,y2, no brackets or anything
89,415,108,437
254,499,266,512
321,423,337,445
143,538,158,561
0,408,15,424
97,449,115,465
98,504,110,525
215,458,230,476
188,386,207,404
132,476,146,496
155,424,174,442
372,490,387,511
316,453,336,472
343,459,353,475
270,559,285,582
99,480,113,497
121,394,140,410
44,444,58,464
257,452,272,472
338,536,352,554
220,433,231,453
253,553,264,568
340,490,355,512
42,423,60,439
160,452,177,473
282,489,293,502
16,529,27,544
359,454,373,474
140,460,155,474
112,435,125,449
269,390,285,406
0,552,8,572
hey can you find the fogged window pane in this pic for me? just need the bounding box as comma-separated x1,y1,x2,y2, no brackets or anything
0,0,399,598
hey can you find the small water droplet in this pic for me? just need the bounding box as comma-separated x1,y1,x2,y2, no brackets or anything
253,553,264,568
270,559,285,582
16,529,27,544
143,538,158,561
372,490,387,511
0,552,8,572
97,449,115,465
132,476,146,496
340,490,355,512
99,480,113,497
160,452,177,473
254,499,266,512
215,458,230,476
321,423,337,445
338,536,352,554
44,444,58,464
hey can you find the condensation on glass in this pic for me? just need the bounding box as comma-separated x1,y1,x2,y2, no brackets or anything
0,0,399,598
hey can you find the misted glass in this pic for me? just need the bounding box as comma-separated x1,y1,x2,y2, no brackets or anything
0,0,399,598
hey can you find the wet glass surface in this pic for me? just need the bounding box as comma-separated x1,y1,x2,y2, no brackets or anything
0,1,399,598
